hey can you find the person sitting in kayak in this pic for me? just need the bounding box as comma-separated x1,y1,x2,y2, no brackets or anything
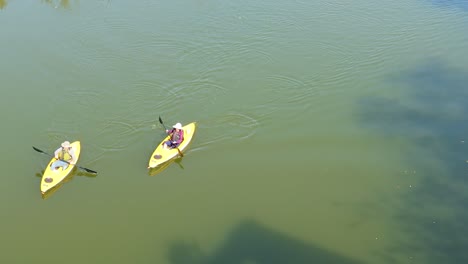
163,123,184,149
50,141,77,171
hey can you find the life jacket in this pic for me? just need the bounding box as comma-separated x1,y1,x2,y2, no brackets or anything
170,129,184,142
58,148,72,161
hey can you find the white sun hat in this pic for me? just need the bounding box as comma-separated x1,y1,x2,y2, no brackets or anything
173,123,183,129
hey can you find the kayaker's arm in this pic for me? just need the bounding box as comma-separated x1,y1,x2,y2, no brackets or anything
69,148,77,165
54,147,61,159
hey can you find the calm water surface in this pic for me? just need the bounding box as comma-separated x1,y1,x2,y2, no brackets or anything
1,1,467,263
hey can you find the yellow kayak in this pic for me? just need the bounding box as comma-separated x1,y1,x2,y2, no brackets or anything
148,122,196,169
40,141,81,194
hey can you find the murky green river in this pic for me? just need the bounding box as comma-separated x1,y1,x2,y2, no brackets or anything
1,1,467,263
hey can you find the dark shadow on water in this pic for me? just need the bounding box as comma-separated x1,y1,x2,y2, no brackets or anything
167,220,363,264
357,60,468,263
430,0,468,11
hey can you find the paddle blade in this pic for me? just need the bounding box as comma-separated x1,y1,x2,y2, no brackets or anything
32,146,47,154
79,166,98,174
158,116,168,130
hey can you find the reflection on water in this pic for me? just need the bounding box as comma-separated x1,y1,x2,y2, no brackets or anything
148,157,184,177
36,167,97,200
0,0,77,10
41,0,72,9
358,61,468,263
431,0,468,11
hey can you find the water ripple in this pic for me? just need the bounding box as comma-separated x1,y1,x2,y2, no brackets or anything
95,119,137,151
193,111,259,151
263,74,318,115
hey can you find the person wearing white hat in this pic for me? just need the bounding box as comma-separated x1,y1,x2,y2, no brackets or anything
162,123,184,149
50,141,77,171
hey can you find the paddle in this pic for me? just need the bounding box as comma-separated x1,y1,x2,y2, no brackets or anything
158,116,184,157
32,146,98,174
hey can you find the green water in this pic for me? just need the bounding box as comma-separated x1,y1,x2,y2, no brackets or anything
1,1,467,263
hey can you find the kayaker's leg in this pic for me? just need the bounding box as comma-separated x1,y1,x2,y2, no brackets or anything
170,142,180,149
50,160,69,171
162,141,170,149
